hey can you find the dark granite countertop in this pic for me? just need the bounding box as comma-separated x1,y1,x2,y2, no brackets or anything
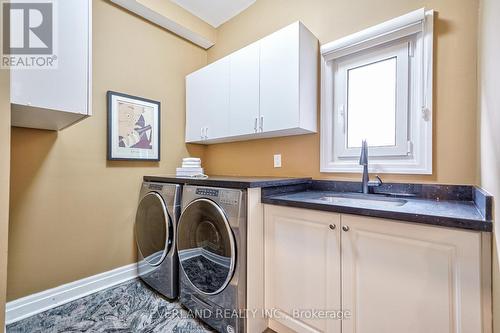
262,181,493,232
143,175,312,189
143,175,492,231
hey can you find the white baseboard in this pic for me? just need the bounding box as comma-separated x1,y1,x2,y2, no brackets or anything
5,263,139,325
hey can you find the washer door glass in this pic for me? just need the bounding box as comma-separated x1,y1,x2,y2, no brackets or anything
177,198,236,295
135,192,171,266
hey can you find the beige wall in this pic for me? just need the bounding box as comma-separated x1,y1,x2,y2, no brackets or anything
0,66,11,331
204,0,479,185
7,0,206,300
478,0,500,331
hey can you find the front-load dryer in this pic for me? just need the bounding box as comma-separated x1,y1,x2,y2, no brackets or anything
135,181,181,299
177,185,247,333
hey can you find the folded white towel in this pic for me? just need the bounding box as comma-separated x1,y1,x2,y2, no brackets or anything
182,162,202,168
182,157,201,163
178,158,204,177
177,167,203,173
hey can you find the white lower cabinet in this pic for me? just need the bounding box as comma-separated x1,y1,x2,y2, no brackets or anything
265,205,341,333
264,205,490,333
341,214,486,333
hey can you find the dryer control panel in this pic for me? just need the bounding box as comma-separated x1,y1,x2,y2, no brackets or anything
148,183,164,191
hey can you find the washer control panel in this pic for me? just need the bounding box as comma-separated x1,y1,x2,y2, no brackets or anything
195,188,219,197
193,187,241,206
220,191,240,206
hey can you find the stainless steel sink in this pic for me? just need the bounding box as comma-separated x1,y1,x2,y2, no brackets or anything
317,193,407,207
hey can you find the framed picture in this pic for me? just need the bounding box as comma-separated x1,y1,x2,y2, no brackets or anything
107,91,161,161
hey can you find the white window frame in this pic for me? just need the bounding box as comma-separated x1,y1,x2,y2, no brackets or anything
320,8,434,174
335,40,410,157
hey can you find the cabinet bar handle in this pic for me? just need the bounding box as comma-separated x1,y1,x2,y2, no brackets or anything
205,127,208,139
201,127,204,139
254,118,258,133
260,115,264,132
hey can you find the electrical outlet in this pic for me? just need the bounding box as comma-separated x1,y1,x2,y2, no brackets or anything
274,154,282,168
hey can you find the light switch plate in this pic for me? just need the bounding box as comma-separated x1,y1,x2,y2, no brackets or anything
274,154,282,168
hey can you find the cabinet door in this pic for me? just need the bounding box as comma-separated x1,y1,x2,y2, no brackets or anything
11,0,90,115
341,215,483,333
185,57,230,142
205,57,230,140
186,71,209,142
264,205,341,333
229,42,260,137
260,23,300,133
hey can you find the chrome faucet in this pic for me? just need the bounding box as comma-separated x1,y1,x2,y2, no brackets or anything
359,140,382,194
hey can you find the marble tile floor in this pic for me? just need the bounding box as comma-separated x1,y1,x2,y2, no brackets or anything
6,279,217,333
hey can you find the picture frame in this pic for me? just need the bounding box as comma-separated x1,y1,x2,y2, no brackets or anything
107,91,161,161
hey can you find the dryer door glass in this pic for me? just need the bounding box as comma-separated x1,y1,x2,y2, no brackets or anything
177,198,236,295
135,192,172,266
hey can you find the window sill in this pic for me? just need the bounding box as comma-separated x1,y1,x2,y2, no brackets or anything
320,159,432,174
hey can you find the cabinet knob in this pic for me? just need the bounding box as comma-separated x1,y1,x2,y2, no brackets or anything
329,224,336,230
342,225,350,232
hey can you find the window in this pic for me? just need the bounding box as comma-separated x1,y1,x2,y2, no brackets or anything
347,57,398,149
320,8,434,174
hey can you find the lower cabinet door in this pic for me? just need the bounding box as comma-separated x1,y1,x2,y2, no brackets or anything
340,214,484,333
264,205,341,333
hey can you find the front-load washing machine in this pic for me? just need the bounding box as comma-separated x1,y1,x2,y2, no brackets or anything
177,185,247,333
135,181,181,299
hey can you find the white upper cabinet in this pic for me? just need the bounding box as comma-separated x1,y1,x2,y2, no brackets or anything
186,69,209,142
260,23,300,133
229,42,260,137
203,58,230,140
186,57,230,142
185,21,318,144
10,0,92,131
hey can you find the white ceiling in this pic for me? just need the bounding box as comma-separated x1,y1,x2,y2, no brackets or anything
170,0,256,28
